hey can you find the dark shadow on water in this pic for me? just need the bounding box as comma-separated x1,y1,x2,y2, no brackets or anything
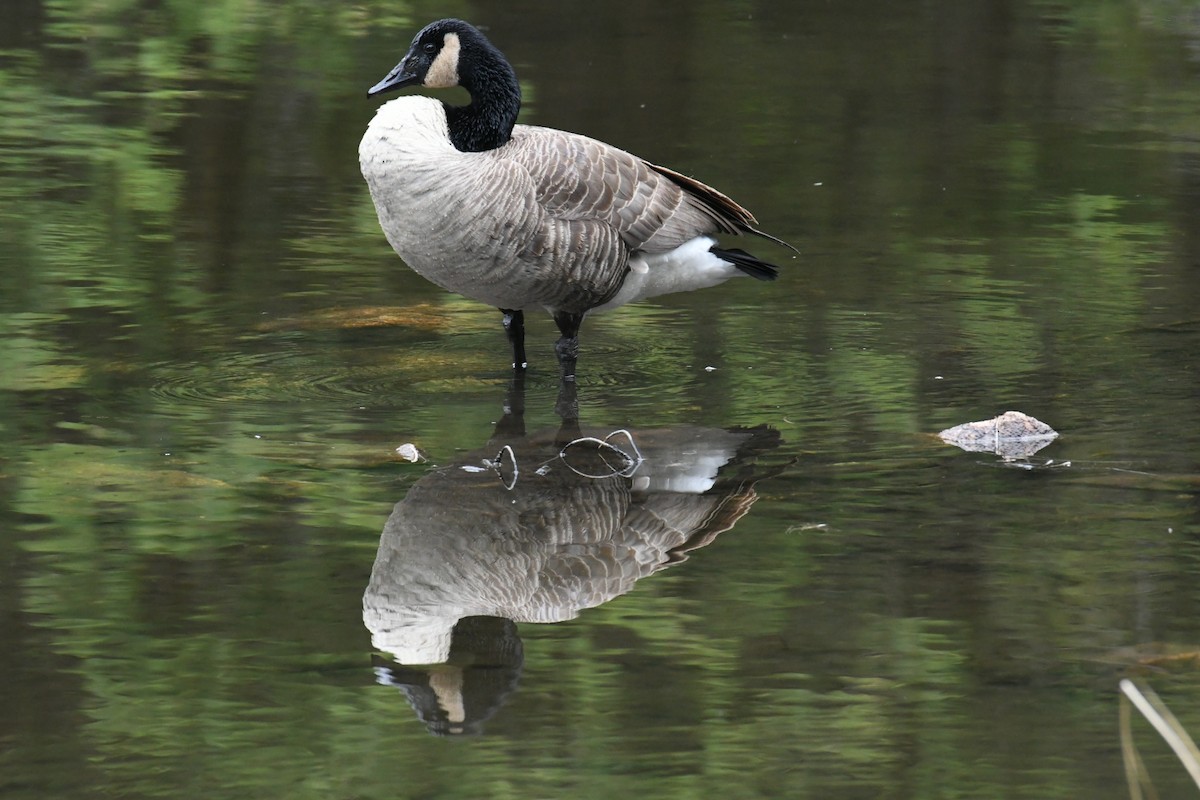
363,376,781,736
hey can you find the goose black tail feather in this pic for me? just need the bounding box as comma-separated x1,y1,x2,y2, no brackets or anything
710,246,779,281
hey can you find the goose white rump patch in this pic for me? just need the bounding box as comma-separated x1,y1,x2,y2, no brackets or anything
593,236,745,313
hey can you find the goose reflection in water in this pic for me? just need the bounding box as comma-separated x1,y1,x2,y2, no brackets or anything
362,379,780,735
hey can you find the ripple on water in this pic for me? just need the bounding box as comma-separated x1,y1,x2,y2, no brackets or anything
147,341,500,412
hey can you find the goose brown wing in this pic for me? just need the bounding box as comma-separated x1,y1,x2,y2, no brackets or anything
499,125,755,254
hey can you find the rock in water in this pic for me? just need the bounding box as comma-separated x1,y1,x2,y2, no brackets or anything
938,411,1058,459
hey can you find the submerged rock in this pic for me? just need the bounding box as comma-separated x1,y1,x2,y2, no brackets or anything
938,411,1058,459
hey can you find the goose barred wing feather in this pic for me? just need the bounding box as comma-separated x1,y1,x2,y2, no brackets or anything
499,125,756,254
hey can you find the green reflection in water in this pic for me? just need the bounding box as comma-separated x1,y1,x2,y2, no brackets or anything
2,0,1200,799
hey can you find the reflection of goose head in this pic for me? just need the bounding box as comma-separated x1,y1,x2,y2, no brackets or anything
370,617,523,737
364,424,777,663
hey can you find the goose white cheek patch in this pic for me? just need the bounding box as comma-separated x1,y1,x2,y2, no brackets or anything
425,32,462,88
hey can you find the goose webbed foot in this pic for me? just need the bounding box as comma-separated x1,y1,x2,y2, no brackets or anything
553,311,583,382
500,308,527,371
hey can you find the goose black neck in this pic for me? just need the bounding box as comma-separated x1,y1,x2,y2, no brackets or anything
443,51,521,153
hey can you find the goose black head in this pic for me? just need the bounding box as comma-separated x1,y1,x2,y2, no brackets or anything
368,19,510,96
367,19,522,152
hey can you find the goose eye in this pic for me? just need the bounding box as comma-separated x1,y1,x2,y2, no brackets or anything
423,42,437,55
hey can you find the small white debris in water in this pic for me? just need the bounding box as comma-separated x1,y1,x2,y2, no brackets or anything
254,435,262,439
814,182,823,186
395,443,424,463
704,366,717,372
934,376,944,380
460,465,488,473
535,465,552,476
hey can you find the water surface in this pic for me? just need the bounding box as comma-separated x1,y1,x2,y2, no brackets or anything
2,1,1200,798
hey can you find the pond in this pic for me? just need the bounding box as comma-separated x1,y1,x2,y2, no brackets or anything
2,1,1199,798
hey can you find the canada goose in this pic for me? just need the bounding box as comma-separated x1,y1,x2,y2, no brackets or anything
360,18,790,379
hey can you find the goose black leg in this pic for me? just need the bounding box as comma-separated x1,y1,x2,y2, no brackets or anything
552,311,583,381
500,308,527,370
